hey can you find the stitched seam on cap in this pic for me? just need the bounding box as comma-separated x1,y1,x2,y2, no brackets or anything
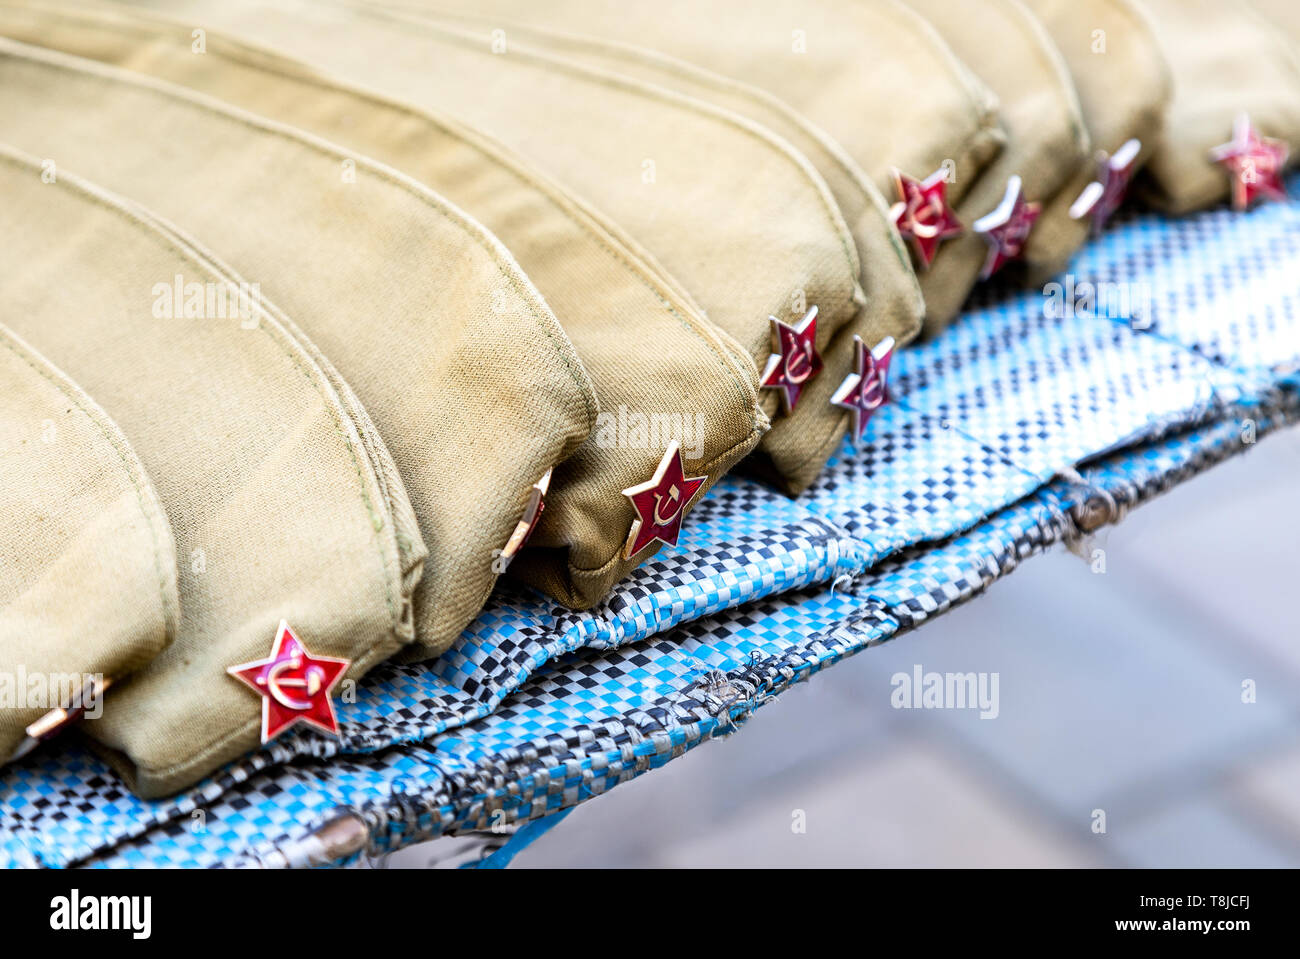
0,160,401,619
0,329,177,642
197,38,758,415
354,5,863,280
0,37,599,429
14,6,756,418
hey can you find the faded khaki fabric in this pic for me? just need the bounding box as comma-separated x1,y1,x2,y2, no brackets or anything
1135,0,1300,214
123,0,869,494
370,0,1005,334
1250,0,1300,48
0,0,764,611
904,0,1091,295
279,2,926,361
0,40,599,661
0,145,424,796
1021,0,1172,278
0,326,178,761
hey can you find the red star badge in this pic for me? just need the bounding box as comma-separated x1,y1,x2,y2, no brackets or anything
621,441,707,559
889,167,964,269
760,306,823,414
831,335,895,445
1210,114,1289,211
973,175,1040,280
1069,138,1140,236
227,621,350,744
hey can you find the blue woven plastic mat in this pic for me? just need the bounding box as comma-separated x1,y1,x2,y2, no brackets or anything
2,193,1297,868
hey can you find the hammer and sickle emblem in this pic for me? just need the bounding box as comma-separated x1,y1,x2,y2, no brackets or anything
905,187,945,239
783,332,814,385
860,371,887,410
260,652,326,711
858,351,890,411
652,483,683,526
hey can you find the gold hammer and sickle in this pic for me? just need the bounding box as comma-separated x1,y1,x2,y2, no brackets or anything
265,657,324,711
652,483,683,526
784,335,813,384
907,190,945,239
860,371,887,410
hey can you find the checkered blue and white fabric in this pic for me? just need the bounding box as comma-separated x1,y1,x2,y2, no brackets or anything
2,193,1298,868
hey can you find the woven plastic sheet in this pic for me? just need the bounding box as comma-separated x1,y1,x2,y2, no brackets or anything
2,193,1297,868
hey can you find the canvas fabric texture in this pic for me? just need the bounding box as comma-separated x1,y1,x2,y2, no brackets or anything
0,39,600,661
1135,0,1300,214
0,326,179,759
122,0,869,495
375,0,1006,334
1249,0,1300,47
0,0,766,611
0,145,424,796
1020,0,1172,279
299,1,927,361
903,0,1091,296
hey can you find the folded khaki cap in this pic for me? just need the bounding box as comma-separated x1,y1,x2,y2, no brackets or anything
1020,0,1172,277
0,325,178,763
364,0,1004,335
279,0,926,370
117,0,868,495
0,38,601,660
1135,0,1300,214
0,0,764,611
903,0,1091,299
0,144,425,796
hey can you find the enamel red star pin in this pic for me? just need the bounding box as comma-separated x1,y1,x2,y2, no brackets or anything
227,621,350,744
622,441,707,559
1210,114,1289,211
1069,138,1140,236
973,175,1040,280
760,306,823,414
889,167,963,269
831,335,895,445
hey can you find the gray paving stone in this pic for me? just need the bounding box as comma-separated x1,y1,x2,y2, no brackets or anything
1232,736,1300,849
1114,426,1300,681
820,524,1297,818
1114,796,1300,868
647,739,1102,867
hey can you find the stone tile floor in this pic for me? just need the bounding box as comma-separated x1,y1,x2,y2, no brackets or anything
395,425,1300,867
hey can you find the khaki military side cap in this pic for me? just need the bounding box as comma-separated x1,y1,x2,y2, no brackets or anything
0,325,178,763
1020,0,1172,277
115,0,871,495
291,1,926,369
1135,0,1300,214
368,0,1006,335
0,143,425,796
0,0,767,611
904,0,1091,302
0,39,599,661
